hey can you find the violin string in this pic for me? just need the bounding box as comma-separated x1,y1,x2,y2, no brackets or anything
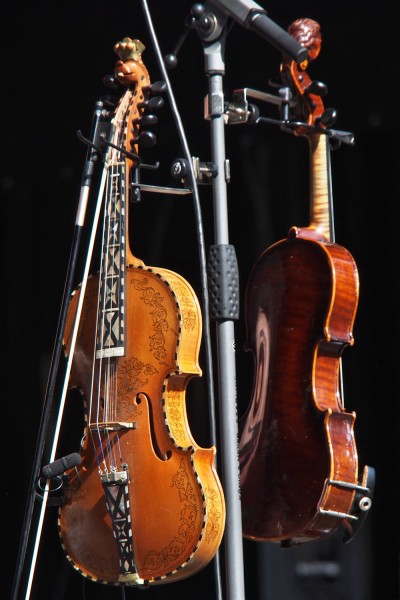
108,148,119,471
104,93,133,472
89,158,109,473
91,135,122,474
104,155,113,472
111,96,132,469
104,154,118,473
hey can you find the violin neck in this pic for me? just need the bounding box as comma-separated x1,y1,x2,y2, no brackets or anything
96,161,127,358
308,132,334,242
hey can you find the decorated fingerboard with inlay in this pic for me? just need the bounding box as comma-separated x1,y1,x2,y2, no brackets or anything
96,162,126,358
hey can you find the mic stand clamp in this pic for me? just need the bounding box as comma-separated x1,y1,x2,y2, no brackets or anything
226,86,355,147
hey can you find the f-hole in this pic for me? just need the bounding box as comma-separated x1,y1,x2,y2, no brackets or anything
136,392,172,461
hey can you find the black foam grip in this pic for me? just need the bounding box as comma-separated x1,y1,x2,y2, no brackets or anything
42,452,81,479
247,12,308,63
208,244,240,321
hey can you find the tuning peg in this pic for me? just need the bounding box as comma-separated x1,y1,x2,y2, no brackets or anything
144,80,167,95
304,80,328,97
132,130,157,148
103,73,121,89
317,107,337,128
138,96,165,111
138,114,158,126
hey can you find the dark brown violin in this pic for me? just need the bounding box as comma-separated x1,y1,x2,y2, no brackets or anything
59,38,225,586
239,19,372,545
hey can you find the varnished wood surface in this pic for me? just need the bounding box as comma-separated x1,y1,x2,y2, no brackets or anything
239,231,359,543
61,266,225,584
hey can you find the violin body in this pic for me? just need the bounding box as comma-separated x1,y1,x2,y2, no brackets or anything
60,265,224,585
239,226,359,543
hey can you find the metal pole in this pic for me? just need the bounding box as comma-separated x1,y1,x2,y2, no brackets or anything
199,14,246,600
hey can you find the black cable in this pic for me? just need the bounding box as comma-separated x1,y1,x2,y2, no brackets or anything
139,2,223,599
139,0,218,470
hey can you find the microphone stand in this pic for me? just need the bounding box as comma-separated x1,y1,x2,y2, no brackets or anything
195,8,245,600
193,3,308,599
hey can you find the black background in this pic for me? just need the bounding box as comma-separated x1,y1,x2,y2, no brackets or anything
3,1,399,599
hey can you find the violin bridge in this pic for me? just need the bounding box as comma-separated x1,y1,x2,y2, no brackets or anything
89,421,137,431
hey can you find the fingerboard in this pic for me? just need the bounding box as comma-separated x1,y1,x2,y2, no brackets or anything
96,162,126,358
308,132,333,242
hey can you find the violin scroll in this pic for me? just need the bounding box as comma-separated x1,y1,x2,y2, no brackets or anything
281,19,335,137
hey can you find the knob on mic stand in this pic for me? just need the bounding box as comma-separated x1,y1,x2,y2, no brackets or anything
164,3,206,68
